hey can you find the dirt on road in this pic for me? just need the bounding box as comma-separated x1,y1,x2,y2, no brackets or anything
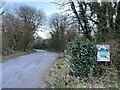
2,50,59,88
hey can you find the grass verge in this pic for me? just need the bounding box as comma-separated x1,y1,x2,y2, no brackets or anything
49,58,120,89
2,50,35,62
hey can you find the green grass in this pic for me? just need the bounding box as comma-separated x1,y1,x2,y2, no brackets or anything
2,50,35,62
49,58,120,88
49,58,76,88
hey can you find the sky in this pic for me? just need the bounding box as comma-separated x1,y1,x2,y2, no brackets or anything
3,0,118,39
5,2,59,16
4,1,61,39
3,0,59,2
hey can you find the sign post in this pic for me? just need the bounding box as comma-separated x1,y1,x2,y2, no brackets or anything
96,45,110,62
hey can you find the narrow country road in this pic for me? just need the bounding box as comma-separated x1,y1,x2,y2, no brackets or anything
2,50,59,88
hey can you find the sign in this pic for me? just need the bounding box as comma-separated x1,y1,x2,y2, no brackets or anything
96,45,110,62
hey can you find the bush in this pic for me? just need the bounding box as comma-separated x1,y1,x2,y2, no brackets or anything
49,58,119,88
33,42,47,49
66,37,97,77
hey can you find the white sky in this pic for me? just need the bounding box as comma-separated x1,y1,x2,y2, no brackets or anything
2,0,119,39
4,1,60,39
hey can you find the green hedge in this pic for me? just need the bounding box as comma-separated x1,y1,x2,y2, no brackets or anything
66,37,97,77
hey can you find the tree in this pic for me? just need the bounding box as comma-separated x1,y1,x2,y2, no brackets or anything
91,2,117,43
66,30,77,42
2,5,46,53
58,0,118,43
65,0,96,41
0,2,5,15
2,13,21,51
15,5,46,51
49,13,69,51
115,1,120,76
115,1,120,39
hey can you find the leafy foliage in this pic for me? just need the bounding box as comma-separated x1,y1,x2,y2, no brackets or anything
49,58,119,88
66,37,97,77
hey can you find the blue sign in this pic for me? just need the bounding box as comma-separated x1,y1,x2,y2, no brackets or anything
96,45,110,61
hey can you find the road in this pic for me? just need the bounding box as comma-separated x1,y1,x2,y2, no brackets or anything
2,50,59,88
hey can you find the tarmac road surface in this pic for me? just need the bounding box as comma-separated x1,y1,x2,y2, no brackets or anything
2,50,59,88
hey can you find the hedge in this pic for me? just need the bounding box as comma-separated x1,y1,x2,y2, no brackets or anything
66,37,97,77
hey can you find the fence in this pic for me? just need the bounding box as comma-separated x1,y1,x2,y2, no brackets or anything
64,55,75,73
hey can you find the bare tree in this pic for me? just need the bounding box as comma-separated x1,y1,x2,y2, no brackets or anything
2,5,46,52
0,2,5,15
49,13,69,51
2,13,24,52
57,0,96,41
16,5,45,33
15,5,46,51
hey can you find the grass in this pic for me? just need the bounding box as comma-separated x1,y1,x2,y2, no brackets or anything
49,58,75,88
2,50,35,62
49,58,120,89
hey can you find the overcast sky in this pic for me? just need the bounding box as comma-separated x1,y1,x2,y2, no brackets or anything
4,0,118,39
4,1,60,39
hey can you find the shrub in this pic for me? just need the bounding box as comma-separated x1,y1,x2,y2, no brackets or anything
33,42,47,49
66,37,97,77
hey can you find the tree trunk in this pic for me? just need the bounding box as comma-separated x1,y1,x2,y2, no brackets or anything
115,1,120,81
